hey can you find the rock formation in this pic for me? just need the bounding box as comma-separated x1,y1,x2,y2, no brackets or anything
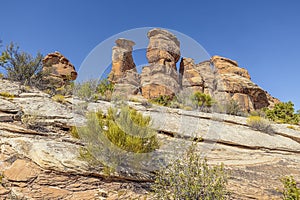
179,55,275,111
108,38,136,83
107,38,141,96
0,77,299,199
108,28,278,111
211,55,270,110
42,52,77,87
141,28,181,98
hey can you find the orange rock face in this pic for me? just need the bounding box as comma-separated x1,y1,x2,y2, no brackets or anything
43,52,77,81
211,56,251,79
108,38,136,83
141,28,181,98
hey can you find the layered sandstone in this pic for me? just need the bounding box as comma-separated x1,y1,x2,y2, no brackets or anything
42,52,77,86
141,28,181,98
108,38,136,83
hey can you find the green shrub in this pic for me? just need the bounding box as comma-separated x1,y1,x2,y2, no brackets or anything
74,79,114,102
152,144,229,199
215,100,245,116
191,91,214,112
150,95,174,107
77,106,159,169
52,94,66,103
0,42,45,86
0,91,14,98
74,80,98,102
70,126,80,139
265,101,299,125
246,116,273,133
280,176,300,200
97,78,114,101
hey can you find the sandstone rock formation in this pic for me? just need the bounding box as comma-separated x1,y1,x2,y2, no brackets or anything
108,38,136,83
42,52,77,87
141,28,181,98
211,55,270,110
179,55,275,111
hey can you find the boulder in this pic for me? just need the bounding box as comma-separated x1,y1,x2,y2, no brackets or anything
108,38,136,83
42,52,77,87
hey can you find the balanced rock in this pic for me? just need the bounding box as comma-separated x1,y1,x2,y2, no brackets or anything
42,52,77,86
108,38,136,83
146,28,180,70
141,29,180,98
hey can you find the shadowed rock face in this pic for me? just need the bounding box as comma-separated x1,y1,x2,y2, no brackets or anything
42,52,77,84
108,38,136,83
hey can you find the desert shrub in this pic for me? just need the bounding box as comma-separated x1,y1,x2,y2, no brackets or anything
52,94,66,103
0,42,45,86
150,95,174,107
280,176,300,200
191,91,214,112
74,80,98,102
265,101,299,125
0,91,14,98
77,106,159,168
152,144,229,199
215,99,245,116
69,126,80,139
249,109,266,117
246,116,273,133
96,78,114,101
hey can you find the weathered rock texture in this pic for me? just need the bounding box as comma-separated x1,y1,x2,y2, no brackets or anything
211,55,271,110
108,38,136,83
141,28,181,98
0,78,299,199
179,55,277,111
42,52,77,87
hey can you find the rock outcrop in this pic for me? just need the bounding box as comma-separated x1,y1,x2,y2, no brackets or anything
108,28,278,111
211,55,270,110
42,52,77,87
0,78,299,199
179,55,274,111
108,38,136,83
141,29,181,98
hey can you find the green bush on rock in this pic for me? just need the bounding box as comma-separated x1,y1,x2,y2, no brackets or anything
152,144,229,200
265,101,299,125
77,106,159,168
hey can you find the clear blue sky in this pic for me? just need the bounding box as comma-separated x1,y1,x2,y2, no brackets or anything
1,0,299,110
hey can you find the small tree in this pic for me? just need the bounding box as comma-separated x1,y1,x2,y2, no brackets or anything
0,42,45,86
265,101,299,125
191,91,213,111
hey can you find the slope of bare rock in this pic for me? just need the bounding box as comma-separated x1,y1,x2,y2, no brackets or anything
0,84,299,199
